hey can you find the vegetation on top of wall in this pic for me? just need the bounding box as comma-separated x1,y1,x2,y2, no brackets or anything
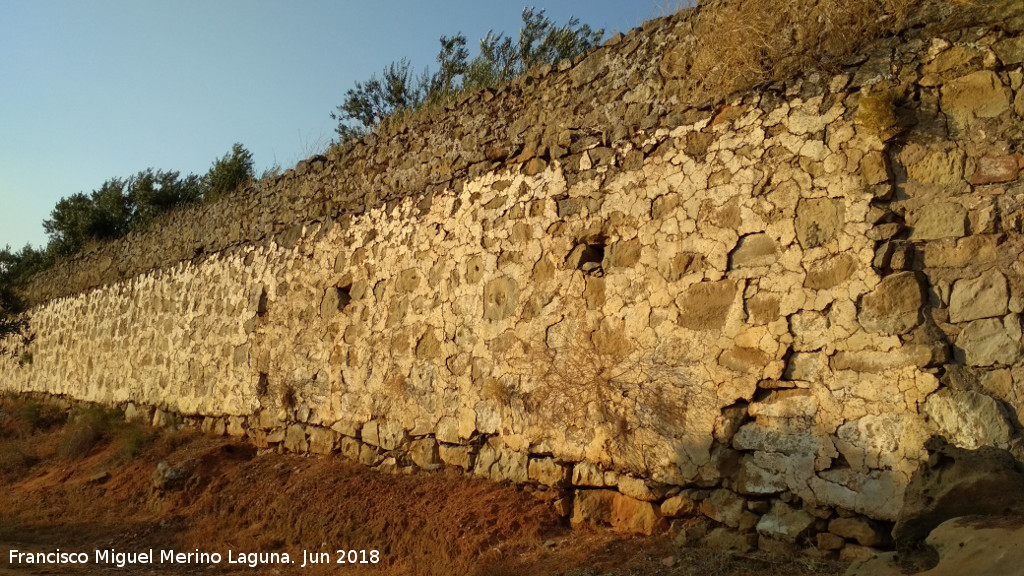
0,143,257,328
330,7,604,143
684,0,914,99
0,246,45,337
5,0,1014,311
42,143,255,259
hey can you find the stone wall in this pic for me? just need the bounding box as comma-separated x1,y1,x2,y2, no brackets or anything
4,0,1024,553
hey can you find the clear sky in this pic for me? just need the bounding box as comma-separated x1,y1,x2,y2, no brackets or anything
0,0,676,251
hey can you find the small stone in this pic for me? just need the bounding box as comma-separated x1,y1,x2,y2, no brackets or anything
483,277,519,321
661,493,699,517
804,254,857,290
840,544,878,563
860,152,890,185
553,497,572,517
522,157,547,176
676,280,739,330
704,527,756,552
700,489,746,528
755,502,814,543
817,532,845,551
359,444,381,467
969,155,1021,185
829,517,886,547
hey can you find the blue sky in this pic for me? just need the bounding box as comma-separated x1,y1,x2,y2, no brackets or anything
0,1,674,251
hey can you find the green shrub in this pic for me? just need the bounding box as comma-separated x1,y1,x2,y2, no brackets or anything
112,424,156,460
14,400,65,432
57,404,122,460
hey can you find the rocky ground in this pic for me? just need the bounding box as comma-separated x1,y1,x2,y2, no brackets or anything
0,398,848,576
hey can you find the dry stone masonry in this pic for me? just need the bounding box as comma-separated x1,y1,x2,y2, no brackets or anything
3,0,1024,558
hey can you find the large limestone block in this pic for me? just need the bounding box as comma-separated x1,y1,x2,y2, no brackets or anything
439,444,473,470
804,254,858,290
528,457,571,487
611,494,667,536
474,437,528,483
834,413,927,472
284,424,308,453
948,270,1008,323
795,198,844,248
735,453,792,495
307,427,337,455
858,272,923,335
909,203,967,241
893,438,1024,552
361,419,406,450
729,234,779,269
955,317,1021,366
850,516,1024,575
923,389,1013,449
571,489,666,536
571,489,617,527
733,424,818,456
572,460,611,487
808,469,904,521
940,71,1011,126
483,277,519,321
409,437,441,471
676,280,738,330
661,492,699,517
918,516,1024,576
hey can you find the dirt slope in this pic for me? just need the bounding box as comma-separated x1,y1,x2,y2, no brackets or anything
0,399,845,576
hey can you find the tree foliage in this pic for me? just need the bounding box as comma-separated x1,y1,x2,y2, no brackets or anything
332,7,603,140
2,142,256,328
0,244,47,336
131,169,206,224
205,143,255,201
38,143,254,258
